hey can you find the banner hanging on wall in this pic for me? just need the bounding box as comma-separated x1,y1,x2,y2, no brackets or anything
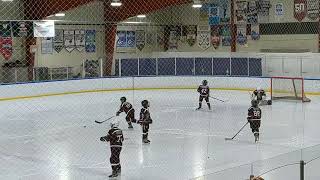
221,25,231,46
247,0,258,24
53,29,64,53
294,0,307,22
41,37,53,54
211,25,220,49
85,30,96,53
33,21,55,37
146,32,156,46
250,25,260,40
116,31,127,48
235,0,247,24
209,5,221,25
197,25,211,50
136,30,145,51
220,0,230,23
237,24,247,45
186,25,197,47
11,21,33,37
126,31,136,48
75,30,85,52
64,30,75,52
156,28,165,50
0,22,12,37
257,0,271,22
0,37,12,60
307,0,319,20
169,26,179,49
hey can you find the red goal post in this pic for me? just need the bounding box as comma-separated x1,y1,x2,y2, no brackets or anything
270,77,311,102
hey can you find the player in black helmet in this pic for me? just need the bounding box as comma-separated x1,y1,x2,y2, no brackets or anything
138,100,153,144
247,100,262,143
116,97,136,129
196,80,211,110
100,121,124,178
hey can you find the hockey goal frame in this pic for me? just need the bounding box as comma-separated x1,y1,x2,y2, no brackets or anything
270,76,311,102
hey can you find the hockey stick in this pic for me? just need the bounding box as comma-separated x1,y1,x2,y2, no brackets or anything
209,96,227,102
225,121,249,141
95,116,115,124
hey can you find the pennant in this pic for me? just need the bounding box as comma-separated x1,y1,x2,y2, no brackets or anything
53,29,64,53
136,30,145,51
209,5,221,25
211,25,220,49
116,31,127,48
221,25,231,46
126,31,136,48
33,21,55,37
0,37,12,60
41,37,53,54
186,25,197,47
197,25,211,50
307,0,319,20
0,22,11,37
294,0,307,22
250,25,260,40
235,0,247,24
156,28,165,49
64,30,75,52
11,21,33,37
85,30,96,53
75,30,85,52
169,26,179,49
237,24,247,45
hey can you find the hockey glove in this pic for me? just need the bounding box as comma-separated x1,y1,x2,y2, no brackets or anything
100,136,108,142
116,112,120,116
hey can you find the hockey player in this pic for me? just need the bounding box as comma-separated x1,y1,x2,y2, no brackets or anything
100,121,124,178
116,97,136,129
251,87,272,105
196,80,211,110
247,100,262,143
138,100,153,144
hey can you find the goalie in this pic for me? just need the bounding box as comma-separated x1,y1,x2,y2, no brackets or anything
251,87,272,105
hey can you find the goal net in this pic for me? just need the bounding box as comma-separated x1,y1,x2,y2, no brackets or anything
271,77,311,102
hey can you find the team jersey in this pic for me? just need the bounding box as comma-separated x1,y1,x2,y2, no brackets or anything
247,107,262,120
139,107,152,124
101,127,124,147
253,90,266,101
118,102,133,114
197,85,210,96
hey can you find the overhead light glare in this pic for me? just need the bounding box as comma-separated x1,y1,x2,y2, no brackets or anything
111,0,122,7
55,13,65,17
137,14,146,18
192,4,202,8
1,0,13,2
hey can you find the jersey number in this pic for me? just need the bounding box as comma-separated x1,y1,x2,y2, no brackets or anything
201,89,208,94
116,135,123,143
253,111,260,117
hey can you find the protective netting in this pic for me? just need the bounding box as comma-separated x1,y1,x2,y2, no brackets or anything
0,0,319,179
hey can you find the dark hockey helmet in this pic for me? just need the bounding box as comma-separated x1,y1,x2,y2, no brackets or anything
120,97,126,103
251,100,258,107
202,80,208,86
141,100,149,108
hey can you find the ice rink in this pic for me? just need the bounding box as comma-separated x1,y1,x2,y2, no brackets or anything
0,89,320,180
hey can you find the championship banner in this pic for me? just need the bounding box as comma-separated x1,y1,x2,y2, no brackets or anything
116,31,127,48
0,22,12,37
11,21,33,37
41,37,53,54
220,0,230,23
250,25,260,40
136,30,145,51
307,0,319,20
169,26,179,49
156,28,165,49
235,0,247,24
186,25,197,47
64,30,75,52
197,25,211,50
126,31,136,48
257,0,271,22
53,29,64,53
209,5,221,25
33,21,55,37
0,37,13,60
221,25,231,46
237,24,247,45
211,25,220,49
247,0,258,24
275,2,284,21
85,30,96,53
75,30,85,52
294,0,307,22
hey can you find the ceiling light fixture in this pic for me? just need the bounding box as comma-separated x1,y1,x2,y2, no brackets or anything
111,0,122,7
137,14,146,18
192,0,202,8
55,13,65,17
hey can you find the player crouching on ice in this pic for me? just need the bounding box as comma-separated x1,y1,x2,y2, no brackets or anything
247,100,262,143
196,80,211,110
116,97,136,129
100,121,124,178
138,100,153,144
251,87,272,106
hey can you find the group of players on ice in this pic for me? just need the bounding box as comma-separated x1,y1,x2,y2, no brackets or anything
99,80,271,178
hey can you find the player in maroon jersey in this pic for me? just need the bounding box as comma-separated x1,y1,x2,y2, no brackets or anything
100,121,124,178
116,97,136,129
196,80,211,110
138,100,153,144
247,100,262,143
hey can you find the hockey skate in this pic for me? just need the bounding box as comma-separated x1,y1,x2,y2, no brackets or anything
196,107,201,110
128,123,133,129
116,166,121,174
108,170,118,178
143,139,150,144
254,133,259,143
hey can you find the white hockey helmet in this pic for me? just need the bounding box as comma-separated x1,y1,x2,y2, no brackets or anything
256,87,262,91
110,120,119,128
